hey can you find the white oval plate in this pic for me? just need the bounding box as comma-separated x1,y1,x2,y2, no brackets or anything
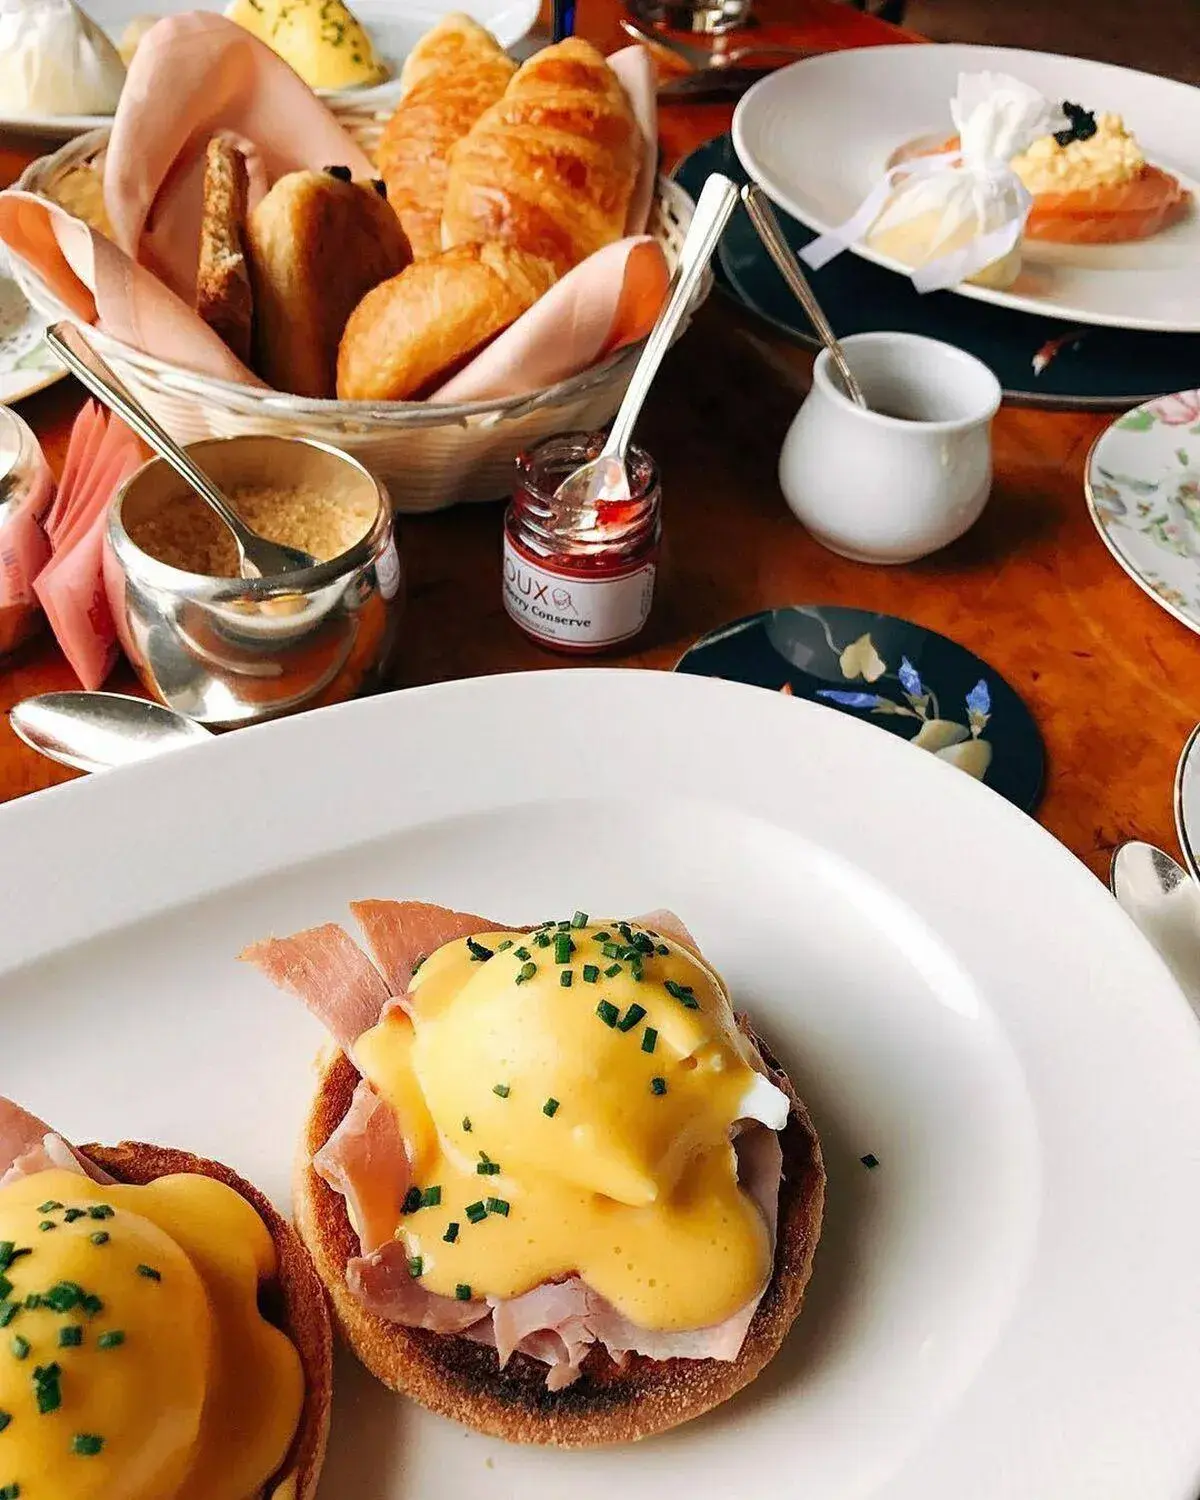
2,669,1200,1500
1085,387,1200,632
0,0,540,138
0,245,64,404
733,44,1200,333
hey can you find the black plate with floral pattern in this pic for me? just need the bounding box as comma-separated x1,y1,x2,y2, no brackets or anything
676,605,1045,814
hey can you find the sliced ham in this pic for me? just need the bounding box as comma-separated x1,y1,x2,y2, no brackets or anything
349,900,494,997
0,1097,113,1187
240,923,391,1050
313,1079,411,1255
347,1239,489,1334
635,908,700,952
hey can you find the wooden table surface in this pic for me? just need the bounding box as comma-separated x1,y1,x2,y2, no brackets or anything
0,0,1195,884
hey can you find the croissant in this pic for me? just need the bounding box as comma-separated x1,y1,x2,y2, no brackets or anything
246,167,412,398
440,38,641,275
377,14,516,260
336,242,557,401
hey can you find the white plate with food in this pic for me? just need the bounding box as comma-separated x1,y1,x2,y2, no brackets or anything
732,44,1200,333
2,669,1199,1499
0,0,540,136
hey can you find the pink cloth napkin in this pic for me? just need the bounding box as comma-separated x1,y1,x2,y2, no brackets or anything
0,22,665,401
33,403,144,689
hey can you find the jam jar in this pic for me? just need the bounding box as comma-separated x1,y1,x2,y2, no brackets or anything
502,433,661,653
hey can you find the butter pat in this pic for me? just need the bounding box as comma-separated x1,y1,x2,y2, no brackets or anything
225,0,388,89
0,0,125,116
868,207,1023,291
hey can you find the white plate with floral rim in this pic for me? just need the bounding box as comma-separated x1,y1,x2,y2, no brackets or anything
2,669,1200,1500
0,246,64,405
1085,388,1200,631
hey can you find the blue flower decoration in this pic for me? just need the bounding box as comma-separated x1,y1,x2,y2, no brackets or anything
965,680,991,717
816,690,884,709
898,657,924,697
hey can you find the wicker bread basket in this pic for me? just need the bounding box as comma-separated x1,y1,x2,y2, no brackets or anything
14,110,701,513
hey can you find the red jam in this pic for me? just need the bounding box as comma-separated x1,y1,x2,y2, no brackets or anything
502,432,661,654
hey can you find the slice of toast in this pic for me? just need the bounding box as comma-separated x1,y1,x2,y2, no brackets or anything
294,1021,825,1447
195,136,254,367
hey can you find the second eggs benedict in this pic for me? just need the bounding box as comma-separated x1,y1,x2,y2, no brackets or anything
244,901,825,1446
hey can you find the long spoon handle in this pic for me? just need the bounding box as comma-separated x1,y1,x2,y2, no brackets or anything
45,322,255,562
606,173,740,462
740,184,869,409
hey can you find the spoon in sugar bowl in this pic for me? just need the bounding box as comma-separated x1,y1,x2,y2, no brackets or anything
554,172,741,514
45,322,317,578
739,183,868,410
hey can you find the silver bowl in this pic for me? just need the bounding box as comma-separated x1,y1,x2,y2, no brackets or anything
103,435,402,727
0,406,54,658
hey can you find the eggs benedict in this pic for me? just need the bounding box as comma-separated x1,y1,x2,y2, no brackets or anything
244,901,825,1446
0,1100,332,1498
224,0,388,90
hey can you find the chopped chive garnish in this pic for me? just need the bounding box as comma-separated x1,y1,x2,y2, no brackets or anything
650,1076,668,1096
617,922,634,941
596,1000,619,1027
37,1223,54,1233
492,1084,510,1098
582,965,599,984
72,1434,104,1456
0,1281,10,1305
62,1209,85,1224
534,932,552,949
860,1153,880,1169
603,963,620,979
10,1336,29,1360
656,943,669,956
476,1161,501,1175
33,1364,61,1415
455,1284,473,1301
554,933,574,964
37,1202,62,1215
570,911,588,929
601,942,621,960
665,979,700,1009
543,1098,560,1117
496,939,514,951
0,1305,17,1329
633,932,655,954
461,1116,473,1132
420,1186,442,1208
515,961,537,985
136,1265,161,1282
80,1295,102,1318
513,946,531,961
560,969,573,988
616,1003,647,1032
58,1327,83,1348
466,937,494,962
43,1283,82,1313
0,1482,17,1497
592,930,611,942
642,1027,658,1054
97,1331,124,1349
0,1412,9,1434
22,1296,39,1311
402,1187,422,1215
407,1256,424,1278
89,1232,109,1247
443,1223,460,1244
465,1201,487,1224
0,1246,18,1274
87,1206,113,1221
556,920,571,930
485,1197,510,1217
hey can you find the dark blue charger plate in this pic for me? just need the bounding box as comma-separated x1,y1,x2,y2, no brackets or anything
674,134,1200,410
676,605,1045,814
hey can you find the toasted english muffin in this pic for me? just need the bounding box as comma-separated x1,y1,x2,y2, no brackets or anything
85,1140,333,1499
195,135,254,366
246,166,413,398
294,1022,824,1448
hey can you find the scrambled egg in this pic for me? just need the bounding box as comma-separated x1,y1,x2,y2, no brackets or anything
1012,113,1146,196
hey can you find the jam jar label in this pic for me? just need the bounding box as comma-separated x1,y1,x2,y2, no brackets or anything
502,537,656,649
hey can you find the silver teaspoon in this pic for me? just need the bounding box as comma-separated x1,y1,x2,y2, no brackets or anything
45,322,317,578
10,691,211,775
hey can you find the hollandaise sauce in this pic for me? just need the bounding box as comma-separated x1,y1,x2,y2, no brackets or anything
353,917,788,1331
0,1169,303,1499
225,0,389,89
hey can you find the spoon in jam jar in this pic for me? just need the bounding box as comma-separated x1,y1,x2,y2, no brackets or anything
553,172,741,517
45,322,318,578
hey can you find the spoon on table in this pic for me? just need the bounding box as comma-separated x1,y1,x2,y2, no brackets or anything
44,322,316,578
1110,839,1200,1013
553,172,740,515
739,184,869,409
10,691,211,775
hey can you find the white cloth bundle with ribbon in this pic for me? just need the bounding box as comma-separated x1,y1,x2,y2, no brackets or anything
802,72,1068,293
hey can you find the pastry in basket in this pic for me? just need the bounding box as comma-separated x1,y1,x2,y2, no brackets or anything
337,242,557,400
908,100,1191,245
0,1095,332,1498
441,37,642,274
377,14,516,260
195,135,254,366
243,902,825,1446
246,165,412,398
